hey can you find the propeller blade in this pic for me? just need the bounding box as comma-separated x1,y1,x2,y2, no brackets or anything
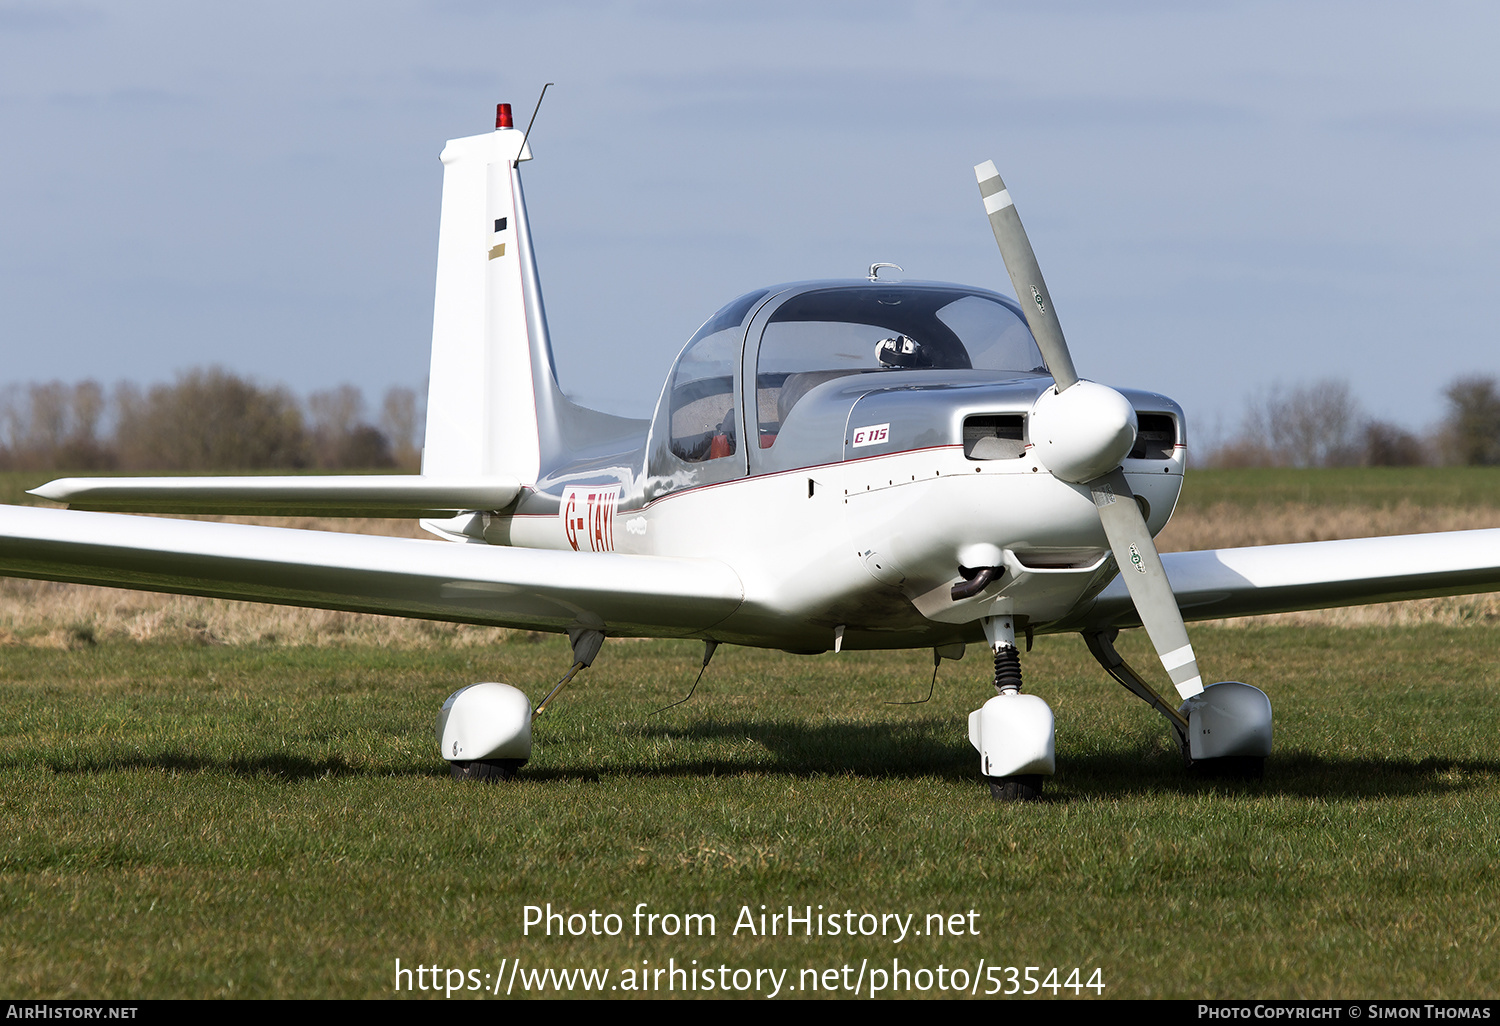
974,161,1203,699
1088,468,1205,699
974,160,1079,392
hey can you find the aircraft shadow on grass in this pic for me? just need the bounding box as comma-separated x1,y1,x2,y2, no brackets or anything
31,731,1500,801
43,750,381,782
524,719,1500,801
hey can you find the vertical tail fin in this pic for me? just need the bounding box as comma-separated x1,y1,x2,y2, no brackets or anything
422,109,566,484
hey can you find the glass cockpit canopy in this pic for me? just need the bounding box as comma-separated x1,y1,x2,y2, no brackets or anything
668,289,767,463
667,284,1047,463
755,286,1046,444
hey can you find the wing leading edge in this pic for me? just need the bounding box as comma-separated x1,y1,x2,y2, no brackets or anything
0,505,743,637
1065,529,1500,631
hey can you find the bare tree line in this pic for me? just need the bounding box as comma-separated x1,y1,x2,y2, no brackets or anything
1206,375,1500,468
0,369,422,473
7,367,1497,473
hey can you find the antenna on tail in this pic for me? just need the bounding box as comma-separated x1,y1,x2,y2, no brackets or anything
516,84,553,167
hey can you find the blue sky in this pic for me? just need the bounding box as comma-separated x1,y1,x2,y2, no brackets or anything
3,1,1498,442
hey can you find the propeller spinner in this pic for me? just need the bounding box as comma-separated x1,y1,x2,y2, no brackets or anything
974,160,1204,700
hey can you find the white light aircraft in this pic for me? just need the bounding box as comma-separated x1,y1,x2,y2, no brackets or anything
7,103,1500,799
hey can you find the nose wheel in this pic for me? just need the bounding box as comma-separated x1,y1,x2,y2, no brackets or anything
988,773,1044,801
968,616,1055,802
450,758,526,781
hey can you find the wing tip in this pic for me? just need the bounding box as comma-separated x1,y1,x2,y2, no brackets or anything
26,479,72,502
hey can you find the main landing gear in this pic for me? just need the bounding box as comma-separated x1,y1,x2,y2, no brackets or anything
436,627,607,782
1083,628,1272,779
438,681,532,780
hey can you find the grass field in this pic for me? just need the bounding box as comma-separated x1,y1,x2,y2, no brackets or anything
1179,466,1500,509
2,468,1499,999
2,632,1498,998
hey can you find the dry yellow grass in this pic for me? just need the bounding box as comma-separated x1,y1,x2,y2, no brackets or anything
1155,501,1500,550
4,502,1500,648
0,515,518,649
0,578,517,650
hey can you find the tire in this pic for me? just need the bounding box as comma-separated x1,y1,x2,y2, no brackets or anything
449,758,526,782
987,774,1044,801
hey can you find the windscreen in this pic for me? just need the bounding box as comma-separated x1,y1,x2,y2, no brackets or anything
756,286,1045,441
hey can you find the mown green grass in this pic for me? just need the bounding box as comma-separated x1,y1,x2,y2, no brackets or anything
2,629,1497,999
1179,466,1500,511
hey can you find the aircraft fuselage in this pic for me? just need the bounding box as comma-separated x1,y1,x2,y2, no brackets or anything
480,371,1187,653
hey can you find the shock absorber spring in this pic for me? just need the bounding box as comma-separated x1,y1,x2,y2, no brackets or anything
993,645,1023,694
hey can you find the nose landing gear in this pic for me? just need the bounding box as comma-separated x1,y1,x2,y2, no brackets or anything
968,616,1055,801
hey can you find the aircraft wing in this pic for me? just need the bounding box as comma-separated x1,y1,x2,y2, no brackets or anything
0,505,743,637
28,475,522,518
1066,529,1500,630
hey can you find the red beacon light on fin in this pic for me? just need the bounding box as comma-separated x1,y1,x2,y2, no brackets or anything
495,103,513,130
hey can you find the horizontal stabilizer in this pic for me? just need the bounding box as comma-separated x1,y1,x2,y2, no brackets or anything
28,475,523,518
0,505,743,637
1069,529,1500,629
